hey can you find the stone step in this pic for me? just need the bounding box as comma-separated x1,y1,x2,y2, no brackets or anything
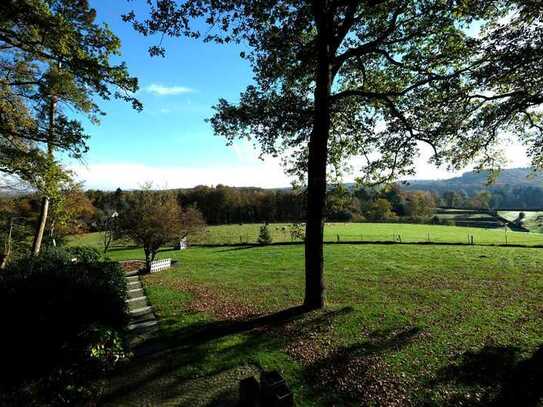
128,288,144,299
129,305,153,317
126,296,148,310
125,270,140,277
129,305,155,320
128,319,158,333
122,270,160,352
130,311,156,325
128,281,142,289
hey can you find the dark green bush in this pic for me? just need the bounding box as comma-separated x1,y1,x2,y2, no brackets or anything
0,247,128,404
66,246,102,263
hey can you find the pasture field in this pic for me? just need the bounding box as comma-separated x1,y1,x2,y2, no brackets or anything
68,230,543,406
70,222,543,249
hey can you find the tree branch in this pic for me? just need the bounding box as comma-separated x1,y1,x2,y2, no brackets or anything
332,7,402,76
331,71,464,103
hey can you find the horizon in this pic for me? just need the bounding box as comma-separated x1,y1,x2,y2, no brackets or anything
75,166,536,192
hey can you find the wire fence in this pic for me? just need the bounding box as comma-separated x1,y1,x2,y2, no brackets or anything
192,230,543,247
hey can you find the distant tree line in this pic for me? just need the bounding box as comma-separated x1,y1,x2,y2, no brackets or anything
439,186,543,210
4,182,543,249
85,184,440,225
87,185,305,225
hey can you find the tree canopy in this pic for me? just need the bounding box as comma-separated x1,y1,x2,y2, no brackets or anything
466,0,543,168
127,1,521,180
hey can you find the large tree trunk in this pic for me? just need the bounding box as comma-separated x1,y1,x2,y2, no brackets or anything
32,196,49,255
144,247,151,273
32,91,56,255
304,1,333,310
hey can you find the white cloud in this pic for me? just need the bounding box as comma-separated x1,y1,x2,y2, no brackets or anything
71,161,292,190
231,141,262,163
144,84,195,96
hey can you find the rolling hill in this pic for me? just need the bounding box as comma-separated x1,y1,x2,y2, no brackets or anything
402,167,543,195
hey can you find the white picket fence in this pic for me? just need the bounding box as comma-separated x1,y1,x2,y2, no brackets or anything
150,258,171,273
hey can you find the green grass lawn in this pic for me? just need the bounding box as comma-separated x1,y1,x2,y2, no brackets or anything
69,221,543,249
90,234,543,406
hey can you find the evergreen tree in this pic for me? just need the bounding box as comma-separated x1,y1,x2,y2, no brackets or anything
257,224,272,245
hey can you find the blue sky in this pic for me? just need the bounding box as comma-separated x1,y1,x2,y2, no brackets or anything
70,2,529,190
73,0,284,190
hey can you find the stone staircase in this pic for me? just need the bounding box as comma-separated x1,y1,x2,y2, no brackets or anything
125,272,159,351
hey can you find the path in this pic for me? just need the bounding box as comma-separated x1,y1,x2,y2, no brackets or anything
125,270,159,352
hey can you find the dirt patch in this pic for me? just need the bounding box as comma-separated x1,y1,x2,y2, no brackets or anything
120,260,145,273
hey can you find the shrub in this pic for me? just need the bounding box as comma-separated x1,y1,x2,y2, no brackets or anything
66,245,102,263
257,224,273,245
0,247,128,404
288,223,305,241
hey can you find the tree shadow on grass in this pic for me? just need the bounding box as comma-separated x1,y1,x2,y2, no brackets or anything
101,306,353,406
156,245,258,254
302,326,422,405
107,245,140,252
427,345,543,406
216,245,259,252
156,247,183,254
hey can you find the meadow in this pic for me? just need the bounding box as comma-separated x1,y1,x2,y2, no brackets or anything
71,222,543,406
72,222,543,249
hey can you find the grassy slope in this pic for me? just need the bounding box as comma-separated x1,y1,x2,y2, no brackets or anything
93,236,543,406
70,222,543,249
